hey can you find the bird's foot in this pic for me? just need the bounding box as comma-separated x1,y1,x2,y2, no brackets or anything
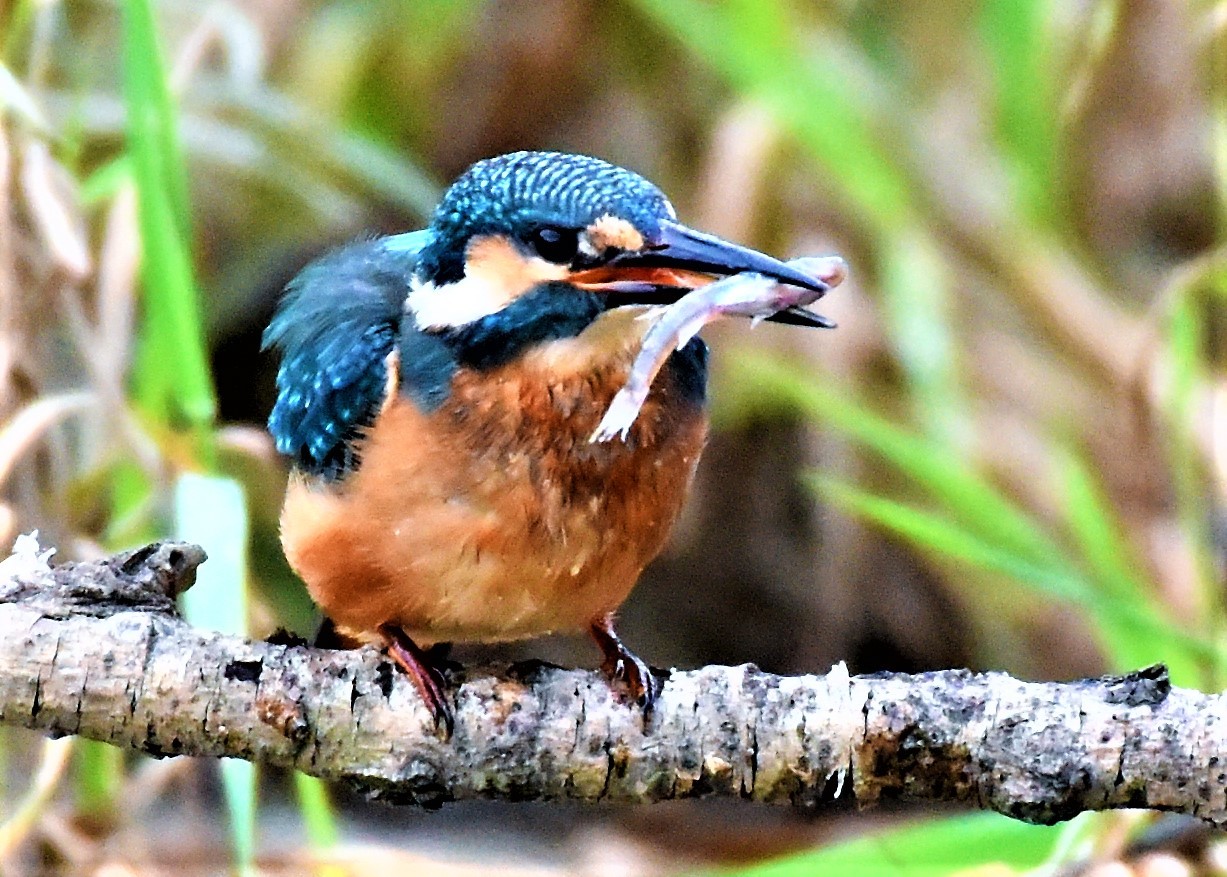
590,616,657,715
378,623,454,739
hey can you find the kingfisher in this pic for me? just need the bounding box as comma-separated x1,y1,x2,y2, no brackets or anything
263,151,839,735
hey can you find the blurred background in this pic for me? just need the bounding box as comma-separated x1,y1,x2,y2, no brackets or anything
1,0,1226,874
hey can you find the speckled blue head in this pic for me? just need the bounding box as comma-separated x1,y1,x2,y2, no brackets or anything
415,151,677,284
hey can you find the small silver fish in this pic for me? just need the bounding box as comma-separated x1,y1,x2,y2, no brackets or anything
591,255,847,443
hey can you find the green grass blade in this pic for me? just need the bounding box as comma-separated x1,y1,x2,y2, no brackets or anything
73,740,123,820
1,0,38,67
1164,281,1216,583
78,154,134,207
1060,452,1202,683
1160,255,1227,685
879,226,966,448
732,352,1221,673
1165,292,1200,449
178,473,249,631
814,475,1079,597
715,811,1059,876
121,0,216,446
732,352,1059,566
294,772,339,850
176,474,254,872
104,458,157,547
1060,451,1150,602
120,0,189,236
813,476,1218,665
980,0,1060,225
220,759,257,877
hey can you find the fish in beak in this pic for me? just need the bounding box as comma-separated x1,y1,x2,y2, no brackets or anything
571,219,842,328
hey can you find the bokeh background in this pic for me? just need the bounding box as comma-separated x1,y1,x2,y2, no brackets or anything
2,0,1226,874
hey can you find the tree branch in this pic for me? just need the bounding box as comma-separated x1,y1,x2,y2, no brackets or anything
1,537,1223,824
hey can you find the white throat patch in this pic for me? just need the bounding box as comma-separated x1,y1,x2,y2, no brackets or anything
407,275,511,330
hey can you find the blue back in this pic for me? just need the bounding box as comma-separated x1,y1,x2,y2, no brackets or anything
263,232,427,478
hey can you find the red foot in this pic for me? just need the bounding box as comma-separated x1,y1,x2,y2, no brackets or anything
590,615,656,714
378,623,454,739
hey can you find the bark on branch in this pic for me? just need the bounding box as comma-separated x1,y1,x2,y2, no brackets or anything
1,537,1224,825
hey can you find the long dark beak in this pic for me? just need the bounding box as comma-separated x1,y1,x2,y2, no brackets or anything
630,221,829,293
572,220,838,328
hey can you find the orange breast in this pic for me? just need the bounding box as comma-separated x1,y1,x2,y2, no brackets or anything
279,308,708,645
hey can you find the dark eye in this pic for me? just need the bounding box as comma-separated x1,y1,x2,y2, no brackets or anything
529,226,580,264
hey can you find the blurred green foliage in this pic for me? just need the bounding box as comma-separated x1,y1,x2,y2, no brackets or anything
711,811,1064,877
1,0,1224,874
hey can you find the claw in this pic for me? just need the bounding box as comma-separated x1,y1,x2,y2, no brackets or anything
379,623,455,739
590,615,657,714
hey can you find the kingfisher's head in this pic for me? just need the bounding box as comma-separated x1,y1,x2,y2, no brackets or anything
406,151,832,333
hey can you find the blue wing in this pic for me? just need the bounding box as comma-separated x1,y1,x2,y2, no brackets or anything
262,231,429,478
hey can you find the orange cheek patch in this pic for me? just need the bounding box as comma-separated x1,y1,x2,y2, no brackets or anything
408,235,572,329
588,215,646,253
466,235,569,298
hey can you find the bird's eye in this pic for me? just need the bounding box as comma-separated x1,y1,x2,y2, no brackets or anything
529,226,580,264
